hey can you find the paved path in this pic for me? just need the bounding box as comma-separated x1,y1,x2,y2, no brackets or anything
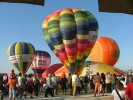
3,93,111,100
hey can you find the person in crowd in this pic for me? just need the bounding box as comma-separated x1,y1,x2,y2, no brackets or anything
27,74,33,98
57,77,62,93
67,73,72,95
22,74,28,98
125,76,133,100
83,74,89,93
45,74,54,97
0,75,4,100
61,72,66,79
126,69,132,85
40,78,45,93
3,75,8,96
111,74,117,91
42,78,46,93
61,73,67,95
17,72,23,99
110,81,125,100
33,75,40,97
51,74,58,95
72,72,77,96
94,72,101,97
79,77,84,93
101,73,106,96
8,74,17,100
76,74,81,95
89,75,95,93
121,77,126,89
105,72,112,93
9,69,15,79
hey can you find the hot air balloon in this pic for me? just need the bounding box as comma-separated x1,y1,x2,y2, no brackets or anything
30,50,51,77
7,42,35,77
42,63,63,78
89,37,120,66
42,8,99,74
79,61,124,77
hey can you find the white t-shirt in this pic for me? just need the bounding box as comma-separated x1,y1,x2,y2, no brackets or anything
18,76,22,86
72,74,77,82
111,89,125,100
51,76,57,86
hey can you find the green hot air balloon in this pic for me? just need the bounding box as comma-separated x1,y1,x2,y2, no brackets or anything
7,42,35,77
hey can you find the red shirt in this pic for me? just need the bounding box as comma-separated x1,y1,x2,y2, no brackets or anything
10,72,15,78
125,82,133,99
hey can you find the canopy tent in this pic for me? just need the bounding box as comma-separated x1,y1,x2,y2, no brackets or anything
0,0,44,6
98,0,133,15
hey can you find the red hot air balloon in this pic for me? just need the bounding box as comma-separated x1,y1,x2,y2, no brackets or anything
30,50,51,77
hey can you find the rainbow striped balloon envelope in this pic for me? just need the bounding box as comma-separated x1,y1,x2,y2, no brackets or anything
42,8,99,74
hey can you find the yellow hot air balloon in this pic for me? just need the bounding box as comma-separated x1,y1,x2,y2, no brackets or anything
7,42,35,77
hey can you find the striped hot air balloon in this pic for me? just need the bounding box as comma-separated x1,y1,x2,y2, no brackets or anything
42,8,99,74
30,50,51,77
7,42,35,77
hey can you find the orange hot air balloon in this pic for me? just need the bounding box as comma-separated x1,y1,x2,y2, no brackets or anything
89,37,120,66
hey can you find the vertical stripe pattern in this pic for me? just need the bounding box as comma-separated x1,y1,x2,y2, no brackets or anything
7,42,35,77
42,8,99,74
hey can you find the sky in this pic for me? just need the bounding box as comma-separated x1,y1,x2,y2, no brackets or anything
0,0,133,74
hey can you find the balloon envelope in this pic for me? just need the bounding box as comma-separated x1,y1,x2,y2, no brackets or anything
7,42,35,77
79,61,124,77
89,37,120,66
42,63,63,78
54,61,124,77
30,50,51,77
42,8,99,73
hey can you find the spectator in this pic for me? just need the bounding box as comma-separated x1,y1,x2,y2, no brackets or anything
83,74,89,93
126,69,132,85
0,75,4,100
45,74,53,97
110,81,125,100
111,74,117,91
76,74,81,94
120,77,126,88
27,74,33,98
101,73,106,96
89,75,95,93
67,73,72,95
94,72,101,97
17,72,23,99
8,74,17,100
51,74,58,95
9,69,15,79
105,72,112,93
23,74,27,98
33,75,40,96
61,74,67,95
72,72,77,96
125,76,133,100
